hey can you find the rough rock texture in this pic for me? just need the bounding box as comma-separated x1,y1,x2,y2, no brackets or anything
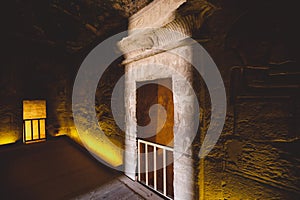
3,0,154,53
197,0,299,199
0,0,299,199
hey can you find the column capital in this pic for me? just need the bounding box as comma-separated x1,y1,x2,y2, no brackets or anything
118,0,217,62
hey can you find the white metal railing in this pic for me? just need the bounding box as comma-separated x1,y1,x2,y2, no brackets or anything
137,138,173,199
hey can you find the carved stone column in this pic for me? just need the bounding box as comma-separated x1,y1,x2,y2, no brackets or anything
119,1,217,199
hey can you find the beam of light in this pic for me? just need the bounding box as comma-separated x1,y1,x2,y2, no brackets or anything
80,133,123,167
59,127,123,167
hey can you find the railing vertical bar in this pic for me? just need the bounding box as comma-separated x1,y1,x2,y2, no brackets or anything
30,120,33,140
44,119,47,139
38,119,41,140
163,148,167,196
23,121,26,143
138,140,141,182
154,146,157,190
145,144,148,186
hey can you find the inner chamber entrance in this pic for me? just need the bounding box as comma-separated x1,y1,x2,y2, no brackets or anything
136,78,174,199
136,78,174,146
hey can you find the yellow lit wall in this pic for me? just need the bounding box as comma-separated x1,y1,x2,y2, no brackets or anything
0,115,21,146
0,132,20,145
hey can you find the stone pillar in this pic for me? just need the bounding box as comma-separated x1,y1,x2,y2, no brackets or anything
119,0,217,199
171,47,196,200
124,68,137,179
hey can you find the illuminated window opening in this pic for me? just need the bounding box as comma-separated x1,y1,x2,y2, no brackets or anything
23,100,47,144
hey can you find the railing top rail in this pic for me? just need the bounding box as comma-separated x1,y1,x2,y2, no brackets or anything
23,118,46,121
137,138,173,151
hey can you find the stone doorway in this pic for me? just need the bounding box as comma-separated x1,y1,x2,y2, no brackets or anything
136,78,174,199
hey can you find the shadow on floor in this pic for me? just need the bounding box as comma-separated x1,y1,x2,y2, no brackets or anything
0,136,121,200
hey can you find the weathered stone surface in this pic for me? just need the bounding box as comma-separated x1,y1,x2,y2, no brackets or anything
1,0,299,199
121,1,201,199
129,0,187,30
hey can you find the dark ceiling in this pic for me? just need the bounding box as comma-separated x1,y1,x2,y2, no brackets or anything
3,0,153,54
1,0,298,63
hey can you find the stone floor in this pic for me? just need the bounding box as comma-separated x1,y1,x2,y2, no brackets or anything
75,176,163,200
0,136,162,200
